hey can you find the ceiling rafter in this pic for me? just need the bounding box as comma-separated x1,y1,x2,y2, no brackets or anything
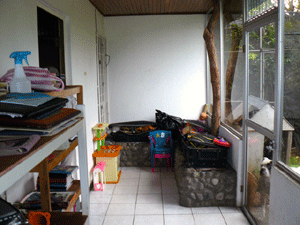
89,0,242,17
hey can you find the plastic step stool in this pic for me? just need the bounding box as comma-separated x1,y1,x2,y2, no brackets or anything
93,161,106,191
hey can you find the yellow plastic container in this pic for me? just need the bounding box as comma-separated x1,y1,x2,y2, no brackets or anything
92,145,122,183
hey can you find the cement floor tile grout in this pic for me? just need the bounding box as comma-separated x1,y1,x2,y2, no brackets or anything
218,208,228,225
90,167,248,225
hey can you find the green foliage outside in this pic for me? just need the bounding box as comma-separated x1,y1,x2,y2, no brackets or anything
290,156,300,167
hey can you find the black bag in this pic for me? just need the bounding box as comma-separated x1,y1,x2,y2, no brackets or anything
155,109,183,131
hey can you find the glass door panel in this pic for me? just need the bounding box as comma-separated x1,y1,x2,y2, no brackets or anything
263,53,275,103
223,13,244,130
245,16,276,225
281,2,300,175
246,127,272,225
248,22,276,132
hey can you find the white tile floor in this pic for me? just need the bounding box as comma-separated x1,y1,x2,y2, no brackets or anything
89,167,250,225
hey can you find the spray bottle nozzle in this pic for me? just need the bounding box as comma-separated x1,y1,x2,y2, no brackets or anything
9,51,31,65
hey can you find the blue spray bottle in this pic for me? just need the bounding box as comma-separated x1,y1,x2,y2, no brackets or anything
9,51,32,93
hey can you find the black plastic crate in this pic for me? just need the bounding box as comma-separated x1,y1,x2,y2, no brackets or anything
179,136,228,168
109,121,156,129
183,119,211,133
185,159,229,168
109,131,150,142
109,121,156,142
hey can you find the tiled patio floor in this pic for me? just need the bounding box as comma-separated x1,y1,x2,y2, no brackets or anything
89,167,250,225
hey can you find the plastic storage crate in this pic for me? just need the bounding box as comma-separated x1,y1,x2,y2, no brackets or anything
183,120,211,133
109,121,156,142
179,136,228,168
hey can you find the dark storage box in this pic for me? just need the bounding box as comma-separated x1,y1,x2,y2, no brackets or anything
183,119,211,133
108,121,156,142
179,135,228,168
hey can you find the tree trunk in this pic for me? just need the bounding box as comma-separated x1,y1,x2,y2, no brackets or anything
203,0,220,136
225,25,243,122
224,2,243,123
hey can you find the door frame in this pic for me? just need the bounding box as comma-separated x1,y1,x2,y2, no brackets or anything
37,0,72,85
96,34,109,123
241,1,284,224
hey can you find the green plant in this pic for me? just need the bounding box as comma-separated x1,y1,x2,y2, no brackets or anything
290,156,300,167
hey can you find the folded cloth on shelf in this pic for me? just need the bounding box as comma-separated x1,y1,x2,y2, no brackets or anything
0,66,64,91
0,135,40,156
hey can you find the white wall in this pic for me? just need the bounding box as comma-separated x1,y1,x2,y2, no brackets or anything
219,125,243,207
105,15,206,123
0,0,40,203
269,167,300,225
0,0,102,202
0,0,39,71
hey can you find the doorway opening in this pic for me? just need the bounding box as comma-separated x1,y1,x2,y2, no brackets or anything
37,7,66,85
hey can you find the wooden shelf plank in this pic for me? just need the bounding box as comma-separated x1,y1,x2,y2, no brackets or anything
49,212,87,225
44,86,81,98
66,180,81,212
45,85,83,104
30,137,78,173
48,138,78,171
40,159,52,212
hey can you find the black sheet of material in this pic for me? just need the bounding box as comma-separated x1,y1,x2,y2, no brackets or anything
0,97,68,118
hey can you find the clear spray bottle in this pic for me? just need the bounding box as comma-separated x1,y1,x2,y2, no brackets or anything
9,51,32,93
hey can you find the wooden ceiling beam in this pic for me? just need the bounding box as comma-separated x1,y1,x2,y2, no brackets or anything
89,0,242,17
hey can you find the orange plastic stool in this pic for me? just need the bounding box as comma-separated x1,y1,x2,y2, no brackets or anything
28,211,51,225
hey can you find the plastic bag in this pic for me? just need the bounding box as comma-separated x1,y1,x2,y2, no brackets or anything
0,66,65,91
155,109,183,130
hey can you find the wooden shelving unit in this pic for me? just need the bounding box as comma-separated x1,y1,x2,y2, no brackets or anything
37,86,86,216
0,86,89,224
31,138,78,173
30,137,81,212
